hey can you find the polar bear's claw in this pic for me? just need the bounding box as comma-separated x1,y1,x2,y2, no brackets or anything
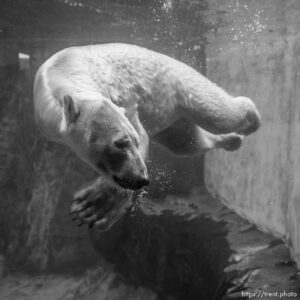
70,180,131,230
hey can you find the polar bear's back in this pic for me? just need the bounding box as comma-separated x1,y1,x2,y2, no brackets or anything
39,43,215,101
35,43,227,110
34,43,255,140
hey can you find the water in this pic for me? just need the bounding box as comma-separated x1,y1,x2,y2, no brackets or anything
0,1,288,299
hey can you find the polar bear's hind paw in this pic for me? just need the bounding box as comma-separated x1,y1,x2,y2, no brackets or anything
218,133,244,152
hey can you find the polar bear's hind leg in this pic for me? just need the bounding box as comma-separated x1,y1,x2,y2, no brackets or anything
176,81,261,136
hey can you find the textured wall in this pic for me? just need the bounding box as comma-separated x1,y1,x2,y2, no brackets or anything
0,63,100,270
205,0,300,267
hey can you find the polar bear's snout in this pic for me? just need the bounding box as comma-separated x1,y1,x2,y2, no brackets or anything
100,137,149,190
113,174,149,190
110,140,149,190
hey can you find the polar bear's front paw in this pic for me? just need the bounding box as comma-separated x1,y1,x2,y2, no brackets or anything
218,133,244,152
70,182,130,231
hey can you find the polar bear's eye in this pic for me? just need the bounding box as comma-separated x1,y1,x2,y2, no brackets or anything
89,132,99,144
114,138,130,149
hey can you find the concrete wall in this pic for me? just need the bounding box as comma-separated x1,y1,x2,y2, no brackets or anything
204,0,300,267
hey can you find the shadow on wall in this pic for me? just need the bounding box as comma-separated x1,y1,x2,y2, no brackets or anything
91,192,232,300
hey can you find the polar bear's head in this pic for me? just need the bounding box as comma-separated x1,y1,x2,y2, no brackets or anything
61,95,149,190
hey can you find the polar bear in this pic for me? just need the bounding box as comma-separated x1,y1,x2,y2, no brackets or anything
33,43,260,229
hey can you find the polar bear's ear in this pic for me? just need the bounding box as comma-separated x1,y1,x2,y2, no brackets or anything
63,95,80,124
